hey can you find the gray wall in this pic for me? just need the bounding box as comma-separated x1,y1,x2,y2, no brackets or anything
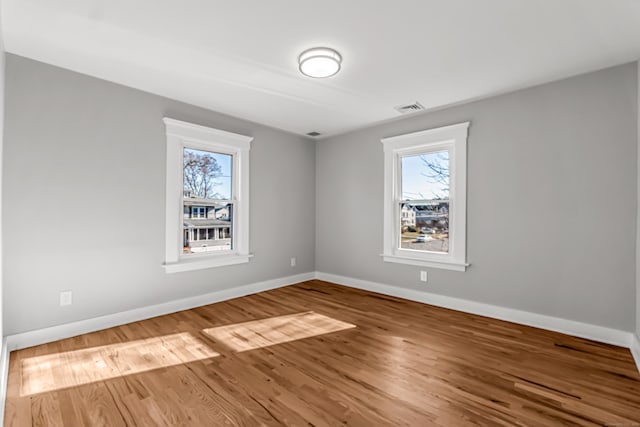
0,13,4,343
316,63,638,331
637,60,640,340
3,54,316,335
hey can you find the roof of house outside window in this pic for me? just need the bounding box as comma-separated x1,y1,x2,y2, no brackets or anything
184,218,231,228
183,197,231,207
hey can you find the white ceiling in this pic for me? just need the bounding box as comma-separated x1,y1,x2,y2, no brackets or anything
3,0,640,138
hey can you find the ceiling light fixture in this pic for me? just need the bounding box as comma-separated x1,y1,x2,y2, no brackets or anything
298,47,342,78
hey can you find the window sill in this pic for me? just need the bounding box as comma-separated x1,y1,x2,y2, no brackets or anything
382,254,468,272
163,253,252,273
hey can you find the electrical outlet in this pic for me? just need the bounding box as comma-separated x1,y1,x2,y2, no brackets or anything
290,257,296,267
420,271,427,282
60,290,73,306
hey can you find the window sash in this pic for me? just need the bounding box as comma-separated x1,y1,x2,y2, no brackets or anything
395,145,454,256
181,145,237,257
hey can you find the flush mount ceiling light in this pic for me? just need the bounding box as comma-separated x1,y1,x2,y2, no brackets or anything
298,47,342,78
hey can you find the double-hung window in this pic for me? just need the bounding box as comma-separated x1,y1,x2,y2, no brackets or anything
381,122,469,271
163,118,252,273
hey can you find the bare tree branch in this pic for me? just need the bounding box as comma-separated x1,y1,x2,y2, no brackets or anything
419,152,449,198
183,150,223,198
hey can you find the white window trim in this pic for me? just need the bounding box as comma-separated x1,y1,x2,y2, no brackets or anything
381,122,469,272
163,118,253,273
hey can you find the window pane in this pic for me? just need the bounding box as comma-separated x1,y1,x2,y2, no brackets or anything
183,148,232,200
401,151,449,201
399,201,449,253
183,201,233,254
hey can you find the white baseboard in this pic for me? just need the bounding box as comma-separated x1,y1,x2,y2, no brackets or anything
5,272,315,352
314,272,634,350
631,334,640,373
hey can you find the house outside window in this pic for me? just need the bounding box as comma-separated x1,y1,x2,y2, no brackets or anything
163,118,252,273
381,122,469,271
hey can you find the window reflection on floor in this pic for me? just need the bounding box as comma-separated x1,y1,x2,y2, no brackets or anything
20,311,356,397
204,311,356,352
20,332,218,396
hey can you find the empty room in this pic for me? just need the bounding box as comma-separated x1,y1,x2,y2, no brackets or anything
0,0,639,426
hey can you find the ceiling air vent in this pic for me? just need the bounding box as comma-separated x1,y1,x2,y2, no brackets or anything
394,102,425,114
306,131,322,137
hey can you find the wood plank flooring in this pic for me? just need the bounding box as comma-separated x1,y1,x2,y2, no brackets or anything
5,280,640,426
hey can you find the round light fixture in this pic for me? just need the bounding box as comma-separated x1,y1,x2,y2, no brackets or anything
298,47,342,78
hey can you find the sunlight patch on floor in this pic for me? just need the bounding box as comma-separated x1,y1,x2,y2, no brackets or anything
20,332,218,396
203,311,356,352
20,312,356,396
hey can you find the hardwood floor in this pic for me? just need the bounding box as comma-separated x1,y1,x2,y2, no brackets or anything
5,280,640,426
